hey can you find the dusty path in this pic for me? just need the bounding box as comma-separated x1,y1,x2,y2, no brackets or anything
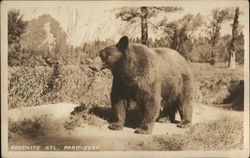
8,103,242,151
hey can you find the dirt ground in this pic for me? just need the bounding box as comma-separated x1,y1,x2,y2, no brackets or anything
8,103,243,151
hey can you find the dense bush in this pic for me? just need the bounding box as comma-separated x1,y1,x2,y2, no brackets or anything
8,65,112,109
8,66,52,108
223,80,244,110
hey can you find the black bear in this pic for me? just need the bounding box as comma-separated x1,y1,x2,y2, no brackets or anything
89,36,194,134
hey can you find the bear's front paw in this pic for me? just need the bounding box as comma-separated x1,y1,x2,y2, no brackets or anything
108,123,124,130
177,120,191,128
134,128,151,134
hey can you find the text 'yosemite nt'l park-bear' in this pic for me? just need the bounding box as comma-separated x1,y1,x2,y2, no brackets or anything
89,36,194,134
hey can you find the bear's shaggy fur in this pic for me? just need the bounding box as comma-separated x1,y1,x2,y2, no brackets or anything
90,36,194,134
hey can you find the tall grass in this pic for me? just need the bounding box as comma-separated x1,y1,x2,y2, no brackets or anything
155,115,244,150
191,63,244,105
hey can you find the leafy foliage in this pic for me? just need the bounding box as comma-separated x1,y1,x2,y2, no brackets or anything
8,65,112,109
8,9,28,66
8,9,28,45
157,14,204,59
145,32,244,63
206,8,234,63
207,8,234,44
115,6,182,45
115,6,182,22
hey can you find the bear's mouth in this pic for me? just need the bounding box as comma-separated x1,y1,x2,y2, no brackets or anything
89,65,111,72
89,66,99,72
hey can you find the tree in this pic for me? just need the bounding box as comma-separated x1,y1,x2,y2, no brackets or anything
206,8,234,64
228,7,240,68
235,31,244,64
8,9,27,46
190,37,211,62
8,9,28,66
115,6,182,45
140,7,148,45
157,14,204,59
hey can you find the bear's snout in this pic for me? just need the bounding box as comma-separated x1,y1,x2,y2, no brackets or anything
89,56,107,72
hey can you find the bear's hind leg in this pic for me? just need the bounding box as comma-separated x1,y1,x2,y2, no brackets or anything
177,74,194,128
168,106,180,124
177,104,192,128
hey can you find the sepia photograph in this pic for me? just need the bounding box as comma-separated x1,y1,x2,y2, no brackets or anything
1,1,249,157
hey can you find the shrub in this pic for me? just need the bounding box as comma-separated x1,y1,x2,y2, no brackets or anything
223,80,244,110
8,66,52,109
8,65,112,109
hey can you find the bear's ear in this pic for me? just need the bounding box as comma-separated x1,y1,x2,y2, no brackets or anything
116,36,129,52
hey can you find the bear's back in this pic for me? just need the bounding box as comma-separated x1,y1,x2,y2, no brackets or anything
152,47,188,66
150,47,191,74
129,44,191,75
130,44,187,63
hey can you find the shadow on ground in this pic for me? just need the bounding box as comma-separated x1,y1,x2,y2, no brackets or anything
71,104,143,129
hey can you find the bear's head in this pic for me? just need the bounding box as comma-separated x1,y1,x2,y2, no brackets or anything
89,36,129,72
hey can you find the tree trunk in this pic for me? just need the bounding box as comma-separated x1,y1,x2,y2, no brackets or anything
141,7,148,46
210,27,219,64
229,49,236,68
228,7,239,69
